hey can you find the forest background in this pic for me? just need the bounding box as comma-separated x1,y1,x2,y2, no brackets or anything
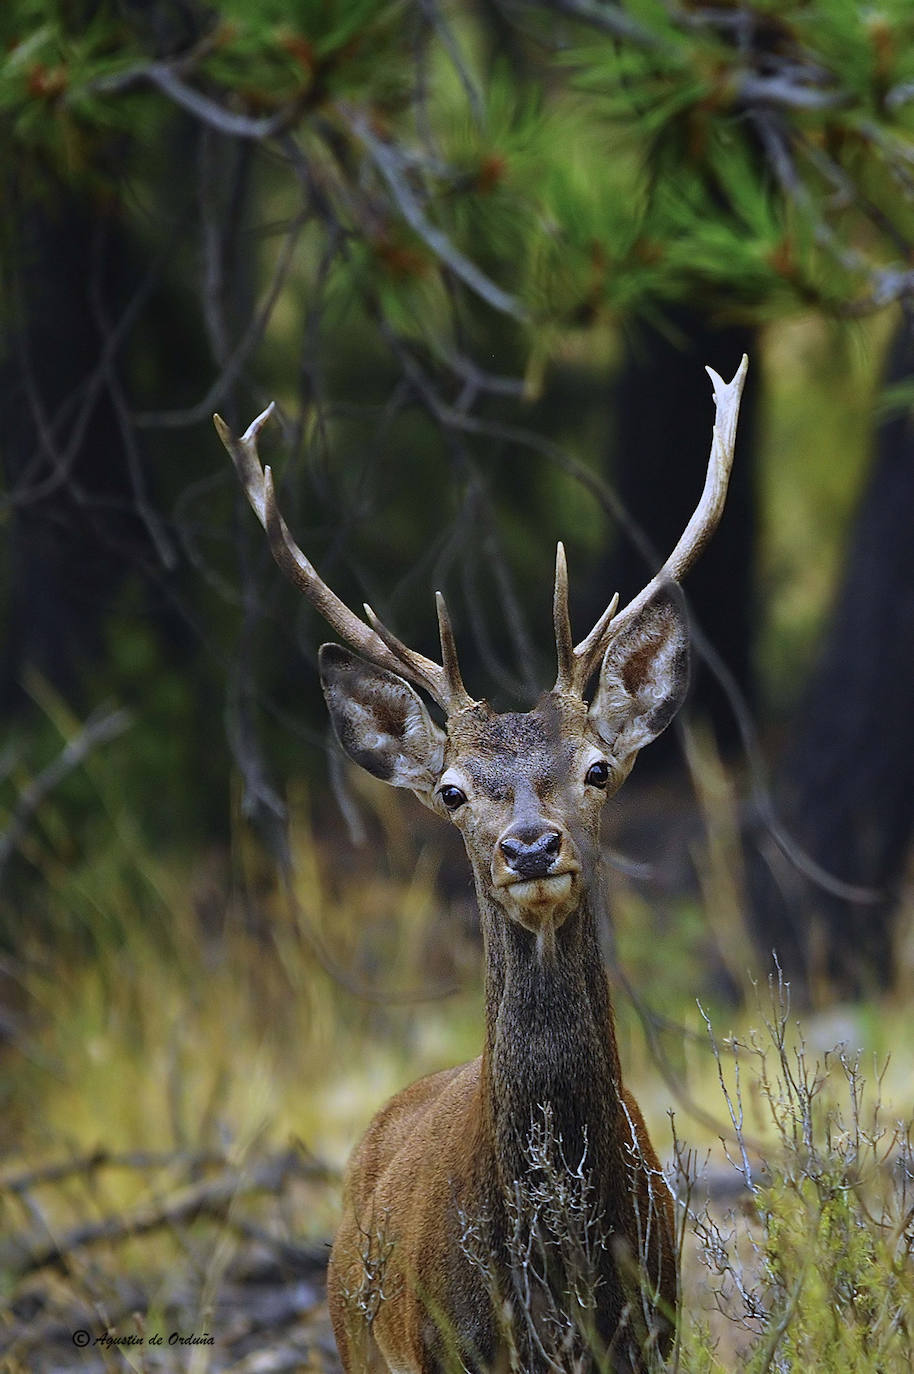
3,1,914,1369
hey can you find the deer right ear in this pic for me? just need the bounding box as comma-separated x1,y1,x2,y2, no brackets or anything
319,644,446,799
587,583,690,778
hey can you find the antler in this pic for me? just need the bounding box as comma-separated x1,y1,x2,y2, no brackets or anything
214,405,476,715
554,354,749,696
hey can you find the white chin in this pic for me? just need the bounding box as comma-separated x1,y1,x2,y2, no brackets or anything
504,872,573,908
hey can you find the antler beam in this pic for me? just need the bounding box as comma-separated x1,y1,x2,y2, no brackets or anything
214,405,475,715
554,354,749,696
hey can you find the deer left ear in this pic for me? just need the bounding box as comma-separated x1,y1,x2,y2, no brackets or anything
587,583,690,775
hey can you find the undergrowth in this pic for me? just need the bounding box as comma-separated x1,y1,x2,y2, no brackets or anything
675,965,914,1373
2,770,914,1369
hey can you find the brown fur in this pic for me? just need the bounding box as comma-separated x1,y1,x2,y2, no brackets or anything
329,1052,676,1373
324,638,688,1372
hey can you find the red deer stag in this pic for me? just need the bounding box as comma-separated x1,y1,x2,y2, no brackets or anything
215,355,747,1373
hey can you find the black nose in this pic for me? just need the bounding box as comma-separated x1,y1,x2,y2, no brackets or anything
500,828,562,880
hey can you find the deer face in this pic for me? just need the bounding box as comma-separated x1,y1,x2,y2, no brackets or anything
434,695,607,931
320,584,689,934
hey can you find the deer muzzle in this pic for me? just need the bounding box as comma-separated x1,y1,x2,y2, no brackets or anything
492,821,581,925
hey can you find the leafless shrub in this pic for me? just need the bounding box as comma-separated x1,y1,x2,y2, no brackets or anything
460,1103,670,1373
672,962,914,1372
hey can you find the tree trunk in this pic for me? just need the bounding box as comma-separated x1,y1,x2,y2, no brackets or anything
750,316,914,997
604,309,760,763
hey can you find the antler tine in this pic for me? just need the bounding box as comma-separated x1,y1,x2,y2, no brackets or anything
214,408,466,713
568,593,619,693
214,404,276,526
436,593,474,711
566,354,749,696
363,600,474,712
553,542,575,693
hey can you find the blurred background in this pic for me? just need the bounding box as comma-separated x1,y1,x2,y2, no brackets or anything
3,1,914,1369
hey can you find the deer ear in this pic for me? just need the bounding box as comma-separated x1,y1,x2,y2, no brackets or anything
587,583,690,776
319,644,446,798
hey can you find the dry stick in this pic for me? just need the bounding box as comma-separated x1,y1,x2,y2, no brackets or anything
222,1215,330,1277
7,228,178,509
89,61,296,141
134,204,309,429
613,957,769,1161
0,1151,331,1280
198,130,258,376
342,104,528,322
429,343,527,403
0,1148,232,1196
0,706,132,885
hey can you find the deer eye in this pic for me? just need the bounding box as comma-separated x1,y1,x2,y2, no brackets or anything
585,760,609,789
439,784,468,811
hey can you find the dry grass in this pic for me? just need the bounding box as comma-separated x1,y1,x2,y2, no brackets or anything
3,769,914,1369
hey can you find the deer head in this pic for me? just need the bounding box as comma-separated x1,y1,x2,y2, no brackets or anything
215,357,746,950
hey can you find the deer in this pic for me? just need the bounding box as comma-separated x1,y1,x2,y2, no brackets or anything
215,354,747,1373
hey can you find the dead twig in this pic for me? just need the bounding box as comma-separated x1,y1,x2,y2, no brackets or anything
0,1149,333,1280
0,1146,234,1196
0,706,132,885
341,104,528,322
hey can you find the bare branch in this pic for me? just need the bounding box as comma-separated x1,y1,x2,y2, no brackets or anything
135,204,309,429
549,0,673,52
0,1150,326,1279
6,222,182,511
0,707,132,885
732,71,850,111
341,106,529,322
89,61,297,140
0,1148,228,1195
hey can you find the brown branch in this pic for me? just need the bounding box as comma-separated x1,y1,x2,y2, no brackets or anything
0,1150,333,1280
0,1147,228,1196
134,205,309,429
0,707,132,885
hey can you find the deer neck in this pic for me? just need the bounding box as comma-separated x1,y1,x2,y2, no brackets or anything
476,876,627,1208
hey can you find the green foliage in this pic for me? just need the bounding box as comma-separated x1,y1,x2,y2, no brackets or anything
199,0,409,104
5,0,914,329
0,0,407,203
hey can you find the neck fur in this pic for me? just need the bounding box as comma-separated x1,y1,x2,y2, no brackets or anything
477,879,626,1208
